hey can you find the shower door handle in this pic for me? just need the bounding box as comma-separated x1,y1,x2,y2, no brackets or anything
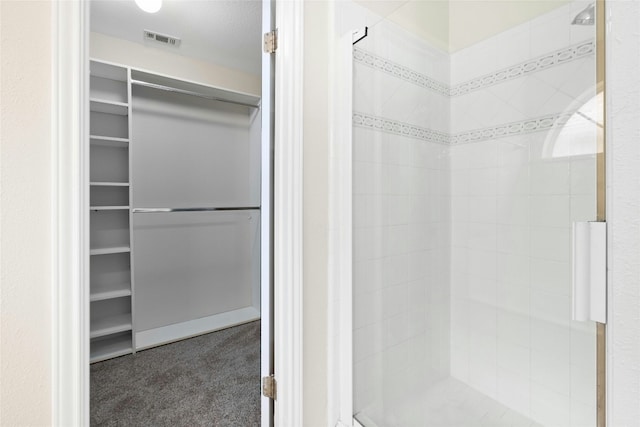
572,221,607,323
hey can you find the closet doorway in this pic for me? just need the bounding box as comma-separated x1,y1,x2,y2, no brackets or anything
86,1,274,425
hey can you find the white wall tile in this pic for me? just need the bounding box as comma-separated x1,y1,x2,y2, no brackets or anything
531,290,571,327
354,289,381,329
468,249,498,280
381,254,409,287
468,223,498,251
558,58,596,102
530,258,571,296
383,312,410,348
354,258,384,294
498,165,530,196
468,168,498,196
468,196,498,223
531,319,571,364
570,156,597,194
353,161,382,195
497,279,530,316
530,226,571,262
530,161,571,195
571,193,596,222
381,283,408,319
506,76,559,117
498,137,530,166
571,362,596,407
497,339,530,374
497,224,530,255
497,310,530,348
530,195,571,227
353,127,384,163
353,226,383,261
531,351,571,397
497,253,530,288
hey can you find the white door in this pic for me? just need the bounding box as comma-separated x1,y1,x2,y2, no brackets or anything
261,0,275,425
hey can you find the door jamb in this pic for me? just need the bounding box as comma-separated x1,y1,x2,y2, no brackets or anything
272,0,305,425
327,33,356,427
52,0,90,424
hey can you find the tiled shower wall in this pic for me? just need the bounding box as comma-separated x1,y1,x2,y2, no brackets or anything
352,19,452,421
449,3,597,426
352,1,598,425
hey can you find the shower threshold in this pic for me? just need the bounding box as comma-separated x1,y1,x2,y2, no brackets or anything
355,377,542,427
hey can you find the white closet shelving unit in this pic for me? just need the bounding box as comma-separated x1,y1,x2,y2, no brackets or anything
89,60,135,363
87,59,262,363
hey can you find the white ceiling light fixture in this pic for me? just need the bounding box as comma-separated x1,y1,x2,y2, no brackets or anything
135,0,162,14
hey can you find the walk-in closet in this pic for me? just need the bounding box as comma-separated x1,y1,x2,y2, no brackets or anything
87,1,269,425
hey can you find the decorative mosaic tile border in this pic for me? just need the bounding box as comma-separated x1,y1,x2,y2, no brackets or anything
354,41,595,98
450,111,576,145
353,112,450,145
353,111,579,146
450,41,595,97
353,48,450,97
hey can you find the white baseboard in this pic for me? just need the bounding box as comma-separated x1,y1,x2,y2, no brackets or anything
135,306,260,350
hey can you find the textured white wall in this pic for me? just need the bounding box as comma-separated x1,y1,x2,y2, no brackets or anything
0,1,53,425
606,1,640,426
90,32,261,96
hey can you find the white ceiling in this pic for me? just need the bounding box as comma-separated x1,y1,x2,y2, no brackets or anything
90,0,262,76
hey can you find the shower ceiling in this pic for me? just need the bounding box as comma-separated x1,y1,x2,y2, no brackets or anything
356,0,573,51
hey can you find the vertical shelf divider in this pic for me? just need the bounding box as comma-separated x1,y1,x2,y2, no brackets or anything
127,66,137,354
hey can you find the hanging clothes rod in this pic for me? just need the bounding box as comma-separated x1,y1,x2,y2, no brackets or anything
130,79,260,109
133,207,260,213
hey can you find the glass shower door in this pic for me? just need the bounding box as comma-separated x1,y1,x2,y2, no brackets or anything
352,1,602,426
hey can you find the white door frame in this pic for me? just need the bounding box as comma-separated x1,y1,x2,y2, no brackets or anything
51,1,304,426
327,33,356,427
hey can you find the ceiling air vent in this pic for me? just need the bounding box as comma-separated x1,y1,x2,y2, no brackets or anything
144,30,181,47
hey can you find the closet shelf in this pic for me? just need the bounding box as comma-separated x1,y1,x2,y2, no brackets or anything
90,206,130,211
90,334,132,363
90,182,130,187
90,246,131,256
90,313,133,339
90,135,129,148
90,98,129,115
90,61,128,83
90,285,132,302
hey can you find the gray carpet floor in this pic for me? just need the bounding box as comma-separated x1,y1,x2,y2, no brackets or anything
90,321,261,427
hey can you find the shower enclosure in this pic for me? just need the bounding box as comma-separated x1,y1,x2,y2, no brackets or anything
349,1,603,426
